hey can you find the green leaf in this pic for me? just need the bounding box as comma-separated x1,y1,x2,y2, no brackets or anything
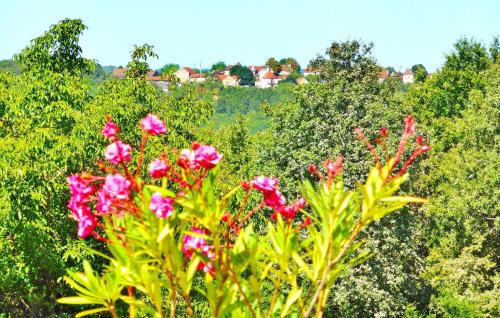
157,223,170,242
57,296,97,305
75,307,109,317
281,288,302,317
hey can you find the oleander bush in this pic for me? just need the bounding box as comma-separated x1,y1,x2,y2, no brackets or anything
58,114,429,317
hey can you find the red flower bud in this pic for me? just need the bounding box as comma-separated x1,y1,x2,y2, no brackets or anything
191,141,201,150
241,180,251,191
221,212,230,222
380,127,388,138
416,135,425,145
304,217,312,226
404,115,416,135
308,164,316,173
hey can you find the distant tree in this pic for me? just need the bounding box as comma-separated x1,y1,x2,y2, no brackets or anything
308,40,380,85
265,57,281,74
280,57,300,73
126,44,158,79
386,66,396,74
409,37,491,119
278,75,297,84
210,61,226,73
14,18,95,76
489,36,499,62
159,63,179,75
411,64,428,83
229,65,255,86
0,59,21,75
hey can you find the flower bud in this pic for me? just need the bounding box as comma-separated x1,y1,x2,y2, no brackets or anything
380,127,388,138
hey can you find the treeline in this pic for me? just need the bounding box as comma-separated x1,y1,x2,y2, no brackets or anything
0,19,498,317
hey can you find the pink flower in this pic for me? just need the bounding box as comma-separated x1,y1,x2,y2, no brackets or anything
278,197,306,220
194,145,223,169
182,227,207,259
263,189,286,210
149,159,169,178
404,115,416,135
251,176,279,192
140,114,167,136
177,143,223,170
324,156,343,179
102,174,131,200
77,214,97,238
67,175,94,200
105,141,132,165
96,190,112,213
102,120,119,140
149,192,174,218
199,245,216,274
177,149,199,170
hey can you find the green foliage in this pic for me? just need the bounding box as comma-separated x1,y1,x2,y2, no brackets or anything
14,18,94,77
411,64,428,83
210,61,226,73
159,63,179,75
229,65,255,86
408,37,491,120
265,57,281,74
0,20,212,316
126,44,158,79
0,59,21,75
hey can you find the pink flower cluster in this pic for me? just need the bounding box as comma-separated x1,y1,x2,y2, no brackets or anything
251,176,306,220
67,175,97,238
96,174,131,214
105,141,132,165
149,159,169,178
141,114,167,135
182,227,215,274
178,142,223,170
149,192,174,218
102,120,119,140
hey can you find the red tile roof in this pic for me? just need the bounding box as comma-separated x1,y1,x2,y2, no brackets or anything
111,68,127,78
146,76,163,81
379,69,389,79
190,73,207,78
304,68,320,73
403,68,413,75
182,67,195,74
262,71,278,79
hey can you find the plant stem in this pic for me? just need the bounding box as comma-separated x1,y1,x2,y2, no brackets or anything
128,286,136,318
182,293,194,318
228,270,257,318
304,222,363,317
109,303,119,318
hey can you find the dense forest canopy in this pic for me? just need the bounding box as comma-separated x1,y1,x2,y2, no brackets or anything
0,19,498,318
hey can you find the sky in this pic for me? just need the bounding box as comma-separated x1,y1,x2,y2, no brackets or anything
1,0,499,72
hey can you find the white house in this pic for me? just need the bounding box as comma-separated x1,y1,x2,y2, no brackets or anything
174,67,195,83
403,69,414,84
303,68,320,77
174,67,207,83
221,74,239,87
189,73,207,83
256,71,279,88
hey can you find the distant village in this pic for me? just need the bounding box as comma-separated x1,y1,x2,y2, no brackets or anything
111,62,420,92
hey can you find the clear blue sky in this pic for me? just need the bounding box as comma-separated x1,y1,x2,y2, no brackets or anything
1,0,499,71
